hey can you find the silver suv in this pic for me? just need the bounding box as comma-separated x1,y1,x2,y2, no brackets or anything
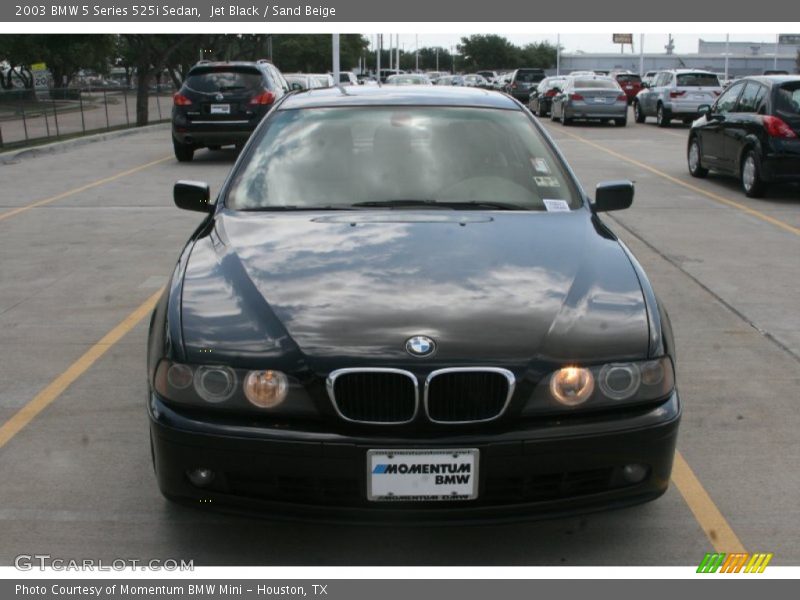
634,69,722,127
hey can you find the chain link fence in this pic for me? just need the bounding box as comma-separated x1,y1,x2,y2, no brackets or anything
0,86,175,149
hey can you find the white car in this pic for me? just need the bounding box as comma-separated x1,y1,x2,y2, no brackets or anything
633,69,722,127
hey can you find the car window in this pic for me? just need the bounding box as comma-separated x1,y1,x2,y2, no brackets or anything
516,70,544,83
715,82,745,113
226,107,580,211
676,73,719,87
775,82,800,116
184,67,264,93
735,82,766,113
616,74,641,83
654,73,669,87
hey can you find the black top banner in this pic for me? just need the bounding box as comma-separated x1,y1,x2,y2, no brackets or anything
2,0,799,22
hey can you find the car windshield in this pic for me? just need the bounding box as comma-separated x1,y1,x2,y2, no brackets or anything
616,74,641,83
226,107,579,211
516,70,544,83
574,79,619,89
676,73,719,87
185,67,263,93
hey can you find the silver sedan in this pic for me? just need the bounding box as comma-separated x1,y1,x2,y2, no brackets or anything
551,77,629,126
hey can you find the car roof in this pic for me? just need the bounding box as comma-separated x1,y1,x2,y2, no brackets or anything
279,85,521,110
740,75,800,85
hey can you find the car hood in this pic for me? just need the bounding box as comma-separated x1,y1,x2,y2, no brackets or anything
179,210,649,369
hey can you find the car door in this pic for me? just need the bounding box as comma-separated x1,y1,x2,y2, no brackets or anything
724,81,768,172
698,81,745,170
641,72,665,115
552,80,570,118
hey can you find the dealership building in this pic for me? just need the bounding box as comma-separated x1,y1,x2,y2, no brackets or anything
557,38,800,76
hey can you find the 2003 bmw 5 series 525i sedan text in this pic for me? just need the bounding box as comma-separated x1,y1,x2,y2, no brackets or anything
147,86,681,522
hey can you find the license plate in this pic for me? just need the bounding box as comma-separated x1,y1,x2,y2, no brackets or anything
593,97,606,103
210,104,230,114
693,95,705,100
367,449,479,501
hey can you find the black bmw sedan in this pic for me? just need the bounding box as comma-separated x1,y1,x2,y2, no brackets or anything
148,86,681,521
687,75,800,197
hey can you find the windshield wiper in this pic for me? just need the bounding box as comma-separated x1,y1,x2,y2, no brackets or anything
351,199,525,210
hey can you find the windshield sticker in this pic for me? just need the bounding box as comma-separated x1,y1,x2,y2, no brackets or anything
531,158,551,173
543,199,571,212
533,176,561,187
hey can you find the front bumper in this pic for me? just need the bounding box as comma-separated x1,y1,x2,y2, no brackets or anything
148,390,681,523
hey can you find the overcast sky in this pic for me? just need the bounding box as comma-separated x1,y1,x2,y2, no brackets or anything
365,33,783,54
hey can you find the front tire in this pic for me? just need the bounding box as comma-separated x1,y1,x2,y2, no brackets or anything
687,137,709,178
173,138,194,162
741,149,766,198
656,104,671,128
634,101,646,123
561,111,572,126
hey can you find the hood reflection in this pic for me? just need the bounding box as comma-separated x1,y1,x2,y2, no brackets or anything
180,211,649,366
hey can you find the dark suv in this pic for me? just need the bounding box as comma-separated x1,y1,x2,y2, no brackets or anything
687,76,800,197
504,68,546,102
171,60,290,162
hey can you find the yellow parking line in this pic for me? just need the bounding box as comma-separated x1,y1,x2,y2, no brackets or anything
556,128,800,237
0,156,171,224
0,288,164,450
672,451,747,553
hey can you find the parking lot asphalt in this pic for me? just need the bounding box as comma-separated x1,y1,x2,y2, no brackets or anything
0,110,798,566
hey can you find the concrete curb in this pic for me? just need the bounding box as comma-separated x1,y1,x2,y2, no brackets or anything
0,122,170,165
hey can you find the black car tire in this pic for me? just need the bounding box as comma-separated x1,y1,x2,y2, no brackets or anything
741,149,766,198
537,104,546,118
173,139,194,162
687,137,709,178
615,117,627,127
561,112,572,126
656,104,671,128
634,101,646,123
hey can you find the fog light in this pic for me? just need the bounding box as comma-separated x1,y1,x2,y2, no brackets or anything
622,463,648,483
187,467,215,488
244,370,288,408
549,367,594,406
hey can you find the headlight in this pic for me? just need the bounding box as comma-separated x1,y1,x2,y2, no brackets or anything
524,357,675,415
549,367,594,406
194,366,237,403
152,359,316,417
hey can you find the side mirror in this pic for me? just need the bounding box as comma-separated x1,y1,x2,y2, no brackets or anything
641,82,649,89
290,82,303,91
698,104,712,117
593,180,634,212
174,180,212,213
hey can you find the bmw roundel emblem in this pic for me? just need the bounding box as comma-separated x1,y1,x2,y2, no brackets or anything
405,335,436,357
215,93,224,101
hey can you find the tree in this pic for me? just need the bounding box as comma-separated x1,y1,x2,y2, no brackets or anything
398,47,453,72
270,34,369,72
120,35,192,126
0,35,38,91
457,35,519,71
517,42,558,70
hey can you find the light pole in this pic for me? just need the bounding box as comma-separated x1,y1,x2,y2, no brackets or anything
332,34,340,87
639,33,644,76
556,34,560,76
725,33,730,81
415,34,419,72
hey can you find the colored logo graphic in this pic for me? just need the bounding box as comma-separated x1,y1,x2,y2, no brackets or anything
697,552,773,573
